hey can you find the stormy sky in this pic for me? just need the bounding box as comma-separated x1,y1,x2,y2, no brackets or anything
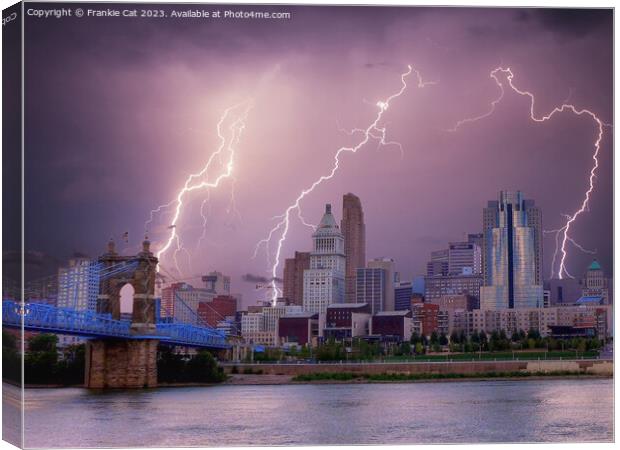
21,4,612,306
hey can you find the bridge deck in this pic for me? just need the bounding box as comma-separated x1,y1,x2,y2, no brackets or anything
2,300,230,349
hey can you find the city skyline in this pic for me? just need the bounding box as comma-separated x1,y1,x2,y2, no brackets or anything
2,4,614,447
14,7,613,307
23,187,612,312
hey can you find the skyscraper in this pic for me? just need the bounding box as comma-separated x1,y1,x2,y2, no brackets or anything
367,257,398,311
480,190,543,309
394,280,414,311
341,193,366,303
448,241,482,275
426,249,449,277
283,251,310,306
303,204,346,314
57,257,98,311
356,267,386,314
426,239,481,277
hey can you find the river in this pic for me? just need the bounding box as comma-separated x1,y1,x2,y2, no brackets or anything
4,378,613,447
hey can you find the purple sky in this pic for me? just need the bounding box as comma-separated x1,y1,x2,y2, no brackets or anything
23,5,612,306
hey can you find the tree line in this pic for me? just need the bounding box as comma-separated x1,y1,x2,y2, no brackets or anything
410,329,602,354
2,331,226,385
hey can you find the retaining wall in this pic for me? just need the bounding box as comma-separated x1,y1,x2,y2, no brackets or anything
223,359,613,376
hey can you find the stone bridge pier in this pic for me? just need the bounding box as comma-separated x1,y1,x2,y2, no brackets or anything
85,238,160,389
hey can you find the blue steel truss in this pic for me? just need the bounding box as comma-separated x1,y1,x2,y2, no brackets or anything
2,300,229,349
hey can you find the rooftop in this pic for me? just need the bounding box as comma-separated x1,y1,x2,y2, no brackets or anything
327,303,369,309
280,312,318,319
375,310,410,316
588,260,602,271
576,296,604,305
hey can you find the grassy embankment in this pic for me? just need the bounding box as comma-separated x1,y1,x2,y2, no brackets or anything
292,370,602,382
381,350,599,362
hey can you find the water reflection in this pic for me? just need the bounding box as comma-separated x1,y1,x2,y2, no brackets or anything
9,379,613,447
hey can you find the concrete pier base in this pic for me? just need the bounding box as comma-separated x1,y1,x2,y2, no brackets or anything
85,339,159,388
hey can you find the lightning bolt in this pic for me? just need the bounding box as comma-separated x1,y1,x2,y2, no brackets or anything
149,100,253,274
544,218,597,280
195,194,211,251
256,65,432,305
449,67,610,279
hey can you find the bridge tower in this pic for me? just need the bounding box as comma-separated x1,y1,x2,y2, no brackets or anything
85,237,160,388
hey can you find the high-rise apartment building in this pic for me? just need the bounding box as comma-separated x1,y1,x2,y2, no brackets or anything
480,191,543,309
283,251,310,306
341,193,366,303
424,273,483,303
303,204,346,314
57,257,98,311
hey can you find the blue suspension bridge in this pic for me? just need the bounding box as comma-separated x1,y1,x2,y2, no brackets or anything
2,245,230,350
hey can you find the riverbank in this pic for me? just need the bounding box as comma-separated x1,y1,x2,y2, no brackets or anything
223,358,613,377
224,371,610,385
7,358,612,388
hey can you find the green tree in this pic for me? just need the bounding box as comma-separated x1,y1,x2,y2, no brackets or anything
28,334,58,353
527,328,541,341
414,342,424,355
185,350,226,382
157,346,187,382
430,331,439,345
458,330,466,344
439,333,448,346
450,331,459,344
24,334,60,384
489,331,500,351
479,331,488,350
410,331,421,345
588,337,601,351
400,342,411,356
576,338,587,353
2,330,21,383
3,330,17,351
56,343,85,385
299,344,311,359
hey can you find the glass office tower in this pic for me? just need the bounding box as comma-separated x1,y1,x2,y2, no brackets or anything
480,191,543,309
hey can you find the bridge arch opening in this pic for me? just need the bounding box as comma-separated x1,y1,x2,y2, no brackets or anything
119,283,135,316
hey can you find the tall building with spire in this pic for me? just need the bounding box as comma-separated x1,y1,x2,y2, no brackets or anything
303,204,346,314
341,193,366,303
480,190,543,309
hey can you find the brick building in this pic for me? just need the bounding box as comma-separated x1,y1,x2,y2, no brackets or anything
370,310,413,342
197,295,237,327
277,313,319,346
323,303,371,341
